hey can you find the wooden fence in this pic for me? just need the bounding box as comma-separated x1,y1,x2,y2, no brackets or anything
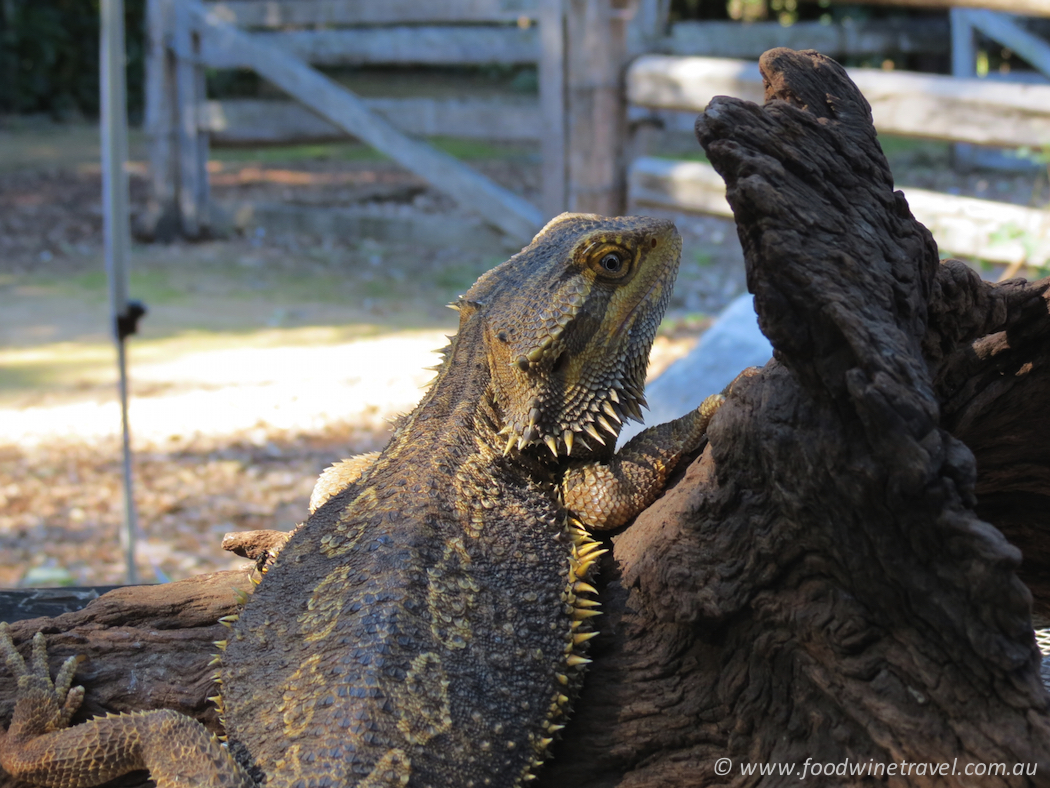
145,0,551,241
146,0,1050,266
626,1,1050,267
144,0,670,240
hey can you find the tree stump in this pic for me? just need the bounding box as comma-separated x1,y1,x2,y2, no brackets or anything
3,49,1050,787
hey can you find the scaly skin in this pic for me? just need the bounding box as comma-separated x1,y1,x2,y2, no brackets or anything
1,213,724,788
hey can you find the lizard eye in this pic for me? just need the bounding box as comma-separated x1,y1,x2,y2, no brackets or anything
589,245,632,280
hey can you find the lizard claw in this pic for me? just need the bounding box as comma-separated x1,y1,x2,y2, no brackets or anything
0,622,26,678
29,632,49,682
1,623,85,736
59,685,86,728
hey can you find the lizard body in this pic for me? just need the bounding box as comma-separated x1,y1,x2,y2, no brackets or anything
1,213,723,788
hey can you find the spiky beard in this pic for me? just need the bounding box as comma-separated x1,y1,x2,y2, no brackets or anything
491,303,663,460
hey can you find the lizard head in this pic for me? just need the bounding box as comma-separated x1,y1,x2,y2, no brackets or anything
460,213,682,458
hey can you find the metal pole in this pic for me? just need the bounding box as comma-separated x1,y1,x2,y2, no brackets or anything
114,332,138,583
101,0,144,584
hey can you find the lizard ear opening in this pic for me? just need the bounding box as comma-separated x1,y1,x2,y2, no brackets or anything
550,351,567,375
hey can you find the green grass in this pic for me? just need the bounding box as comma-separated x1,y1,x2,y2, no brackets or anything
39,265,205,302
211,137,533,165
0,343,116,393
0,117,532,173
30,262,421,308
876,135,950,167
47,270,187,306
212,141,390,164
659,312,712,336
0,121,148,172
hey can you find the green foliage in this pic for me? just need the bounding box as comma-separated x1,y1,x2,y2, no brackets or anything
1015,146,1050,167
0,0,144,120
988,222,1044,262
691,251,713,268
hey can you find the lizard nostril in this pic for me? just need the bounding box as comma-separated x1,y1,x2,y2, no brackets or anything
651,238,658,249
551,352,567,374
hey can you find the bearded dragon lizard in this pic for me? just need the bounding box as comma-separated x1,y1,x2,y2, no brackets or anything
1,213,723,788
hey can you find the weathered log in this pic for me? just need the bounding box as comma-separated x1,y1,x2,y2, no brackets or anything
1,571,250,778
4,48,1050,788
540,48,1050,786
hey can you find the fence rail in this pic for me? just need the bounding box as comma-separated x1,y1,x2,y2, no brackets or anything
201,97,541,144
204,0,538,27
666,18,951,59
954,8,1050,81
200,26,539,67
825,0,1050,16
627,5,1050,269
630,157,1050,267
629,55,1050,148
146,0,553,240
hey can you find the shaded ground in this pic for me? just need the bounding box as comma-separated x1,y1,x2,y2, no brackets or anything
0,115,1045,588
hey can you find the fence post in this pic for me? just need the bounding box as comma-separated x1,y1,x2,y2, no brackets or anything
950,8,981,171
541,0,567,219
144,0,178,239
629,0,670,55
195,41,211,230
539,0,568,219
624,0,669,199
173,2,210,238
564,0,632,216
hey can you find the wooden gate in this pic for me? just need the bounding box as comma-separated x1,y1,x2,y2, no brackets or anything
145,0,551,241
144,0,666,243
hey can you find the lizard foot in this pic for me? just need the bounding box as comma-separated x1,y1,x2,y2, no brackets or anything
2,624,256,788
562,392,727,531
0,623,84,741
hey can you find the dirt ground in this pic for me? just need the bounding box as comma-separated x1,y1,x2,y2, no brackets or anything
0,116,1046,588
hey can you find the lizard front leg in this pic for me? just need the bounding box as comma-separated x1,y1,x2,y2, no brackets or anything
562,393,724,530
222,450,382,565
309,450,381,513
0,625,253,788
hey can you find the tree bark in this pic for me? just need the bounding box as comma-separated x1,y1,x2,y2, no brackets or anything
4,48,1050,787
